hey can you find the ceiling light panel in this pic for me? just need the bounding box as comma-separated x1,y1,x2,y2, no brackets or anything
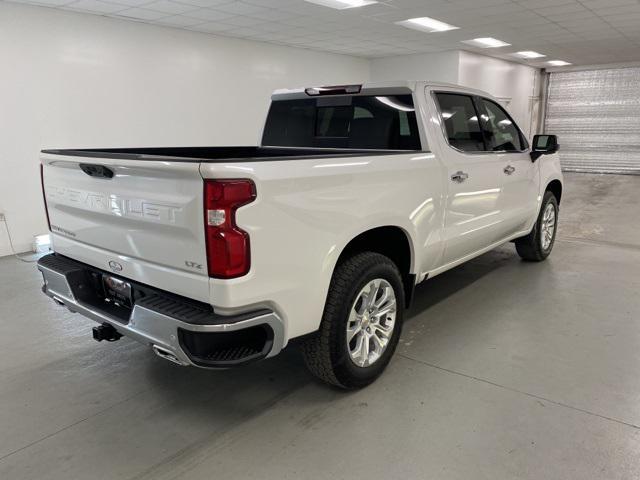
397,17,459,33
462,37,511,48
514,50,546,58
548,60,572,66
304,0,378,9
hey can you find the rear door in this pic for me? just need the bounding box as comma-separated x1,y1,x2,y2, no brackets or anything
476,97,538,234
431,91,507,265
42,154,210,301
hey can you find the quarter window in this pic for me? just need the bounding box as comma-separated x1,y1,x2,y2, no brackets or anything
478,98,525,151
434,93,485,152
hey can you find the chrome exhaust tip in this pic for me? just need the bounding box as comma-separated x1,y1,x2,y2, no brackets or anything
152,345,188,366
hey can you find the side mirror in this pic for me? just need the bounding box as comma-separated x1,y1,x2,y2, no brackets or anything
530,134,559,161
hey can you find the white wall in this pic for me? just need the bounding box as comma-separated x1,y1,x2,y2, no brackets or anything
370,51,460,84
0,3,369,256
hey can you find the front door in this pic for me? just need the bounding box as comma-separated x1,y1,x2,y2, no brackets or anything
476,98,538,235
431,92,507,265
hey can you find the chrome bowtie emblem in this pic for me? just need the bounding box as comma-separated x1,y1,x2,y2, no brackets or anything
108,260,123,272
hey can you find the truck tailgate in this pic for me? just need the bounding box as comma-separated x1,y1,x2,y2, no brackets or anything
41,154,209,301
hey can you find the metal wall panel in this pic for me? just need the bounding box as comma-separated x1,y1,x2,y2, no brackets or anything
545,68,640,175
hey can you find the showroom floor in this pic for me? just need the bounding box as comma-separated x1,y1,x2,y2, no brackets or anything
1,172,639,480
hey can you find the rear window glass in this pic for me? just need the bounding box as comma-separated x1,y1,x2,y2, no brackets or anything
262,95,421,150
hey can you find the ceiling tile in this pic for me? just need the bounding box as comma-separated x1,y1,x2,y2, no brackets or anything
9,0,76,6
243,0,298,7
66,0,127,13
188,20,237,31
515,0,575,8
584,0,638,5
247,8,298,21
153,14,205,25
109,0,161,7
593,4,640,16
212,0,268,15
174,0,236,8
221,15,267,26
115,7,168,19
183,8,234,20
533,3,588,16
142,0,197,14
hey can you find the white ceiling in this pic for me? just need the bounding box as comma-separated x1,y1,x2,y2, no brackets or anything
6,0,640,66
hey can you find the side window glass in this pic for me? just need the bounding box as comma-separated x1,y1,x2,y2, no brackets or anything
479,99,524,151
435,93,485,152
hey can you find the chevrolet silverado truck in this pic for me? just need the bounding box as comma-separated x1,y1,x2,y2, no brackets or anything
38,81,563,389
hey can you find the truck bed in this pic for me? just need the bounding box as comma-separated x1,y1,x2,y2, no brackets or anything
41,146,413,162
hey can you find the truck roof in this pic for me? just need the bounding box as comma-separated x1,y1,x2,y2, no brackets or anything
271,80,494,101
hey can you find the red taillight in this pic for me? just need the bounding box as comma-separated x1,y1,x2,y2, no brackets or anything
40,163,51,231
204,179,256,279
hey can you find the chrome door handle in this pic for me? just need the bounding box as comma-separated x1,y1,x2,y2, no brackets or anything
504,165,516,175
451,171,469,183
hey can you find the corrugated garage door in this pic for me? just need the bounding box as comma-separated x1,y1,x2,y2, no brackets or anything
545,67,640,175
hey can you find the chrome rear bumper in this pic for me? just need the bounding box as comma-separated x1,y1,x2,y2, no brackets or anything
38,254,284,368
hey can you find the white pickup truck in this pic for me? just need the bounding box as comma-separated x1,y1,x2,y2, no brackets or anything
38,81,563,389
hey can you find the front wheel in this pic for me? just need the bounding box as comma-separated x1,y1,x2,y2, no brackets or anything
515,191,559,261
301,252,405,389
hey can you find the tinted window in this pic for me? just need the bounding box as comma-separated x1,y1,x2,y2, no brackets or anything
478,98,525,151
435,93,485,152
262,95,421,150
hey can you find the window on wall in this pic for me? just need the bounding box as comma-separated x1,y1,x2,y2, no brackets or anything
434,93,485,152
478,98,526,152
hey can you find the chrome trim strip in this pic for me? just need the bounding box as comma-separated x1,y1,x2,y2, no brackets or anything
38,264,285,368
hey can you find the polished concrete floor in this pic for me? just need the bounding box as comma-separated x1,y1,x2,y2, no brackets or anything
1,172,640,479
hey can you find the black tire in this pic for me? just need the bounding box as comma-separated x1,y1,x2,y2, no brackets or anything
515,191,559,261
301,252,405,389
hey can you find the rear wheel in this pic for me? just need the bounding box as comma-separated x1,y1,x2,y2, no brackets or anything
515,191,559,261
301,252,405,389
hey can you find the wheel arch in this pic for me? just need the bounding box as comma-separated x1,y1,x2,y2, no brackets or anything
334,225,416,308
545,179,563,204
